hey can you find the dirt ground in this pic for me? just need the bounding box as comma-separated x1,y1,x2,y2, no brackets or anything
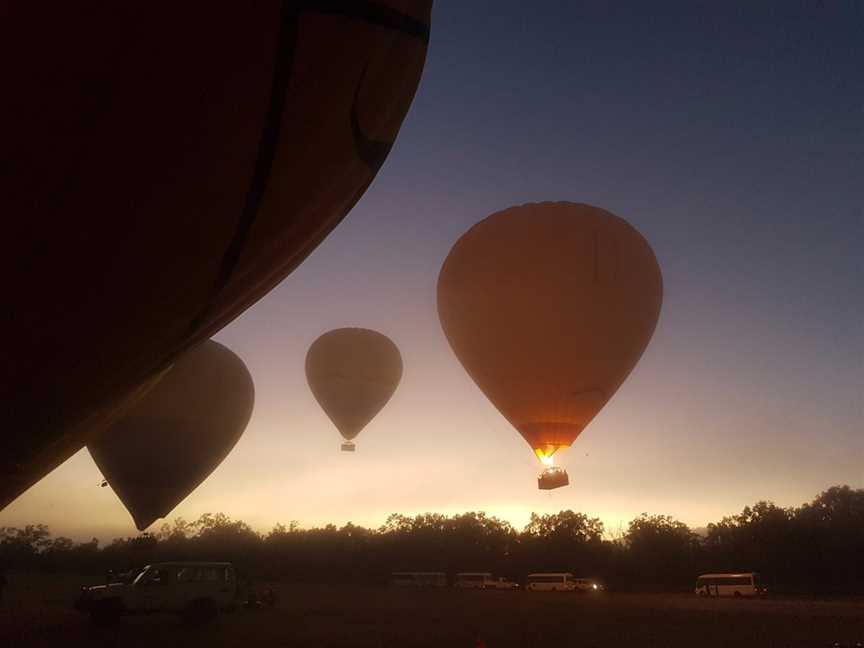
1,574,862,647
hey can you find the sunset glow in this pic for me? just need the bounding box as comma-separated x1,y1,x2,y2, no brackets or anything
1,3,860,544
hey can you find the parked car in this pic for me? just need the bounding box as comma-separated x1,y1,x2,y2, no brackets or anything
572,578,604,593
76,562,238,623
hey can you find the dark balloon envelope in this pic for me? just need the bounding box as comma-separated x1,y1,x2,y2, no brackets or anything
306,328,403,451
437,202,663,487
0,1,431,509
88,340,254,531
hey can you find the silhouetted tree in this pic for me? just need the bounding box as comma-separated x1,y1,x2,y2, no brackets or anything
791,485,864,593
705,501,793,586
518,511,606,578
0,524,51,567
2,485,861,594
624,513,698,589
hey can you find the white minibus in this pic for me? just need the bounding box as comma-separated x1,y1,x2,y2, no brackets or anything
695,573,764,598
390,572,447,588
525,573,578,592
454,572,492,589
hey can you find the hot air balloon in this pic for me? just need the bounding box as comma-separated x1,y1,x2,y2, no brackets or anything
88,340,254,531
437,202,663,490
0,1,431,510
306,328,403,452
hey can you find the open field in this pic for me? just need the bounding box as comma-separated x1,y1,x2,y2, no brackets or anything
2,574,862,647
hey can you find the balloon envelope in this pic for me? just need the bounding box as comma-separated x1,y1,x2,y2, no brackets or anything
88,340,254,531
306,328,403,446
1,1,430,509
437,202,663,461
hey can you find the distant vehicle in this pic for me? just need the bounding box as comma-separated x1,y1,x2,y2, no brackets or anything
454,572,490,588
695,573,765,598
390,572,447,588
454,573,519,590
76,562,237,623
525,573,580,592
485,576,520,590
572,578,604,593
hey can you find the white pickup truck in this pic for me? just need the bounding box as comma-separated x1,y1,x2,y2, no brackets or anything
76,562,238,623
484,576,520,590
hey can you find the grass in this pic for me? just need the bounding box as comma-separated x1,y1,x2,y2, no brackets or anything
1,574,862,647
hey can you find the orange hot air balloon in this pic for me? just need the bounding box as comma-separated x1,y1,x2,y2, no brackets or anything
437,202,663,489
0,1,431,510
88,340,254,531
306,328,403,452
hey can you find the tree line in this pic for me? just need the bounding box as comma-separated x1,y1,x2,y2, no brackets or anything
1,485,861,594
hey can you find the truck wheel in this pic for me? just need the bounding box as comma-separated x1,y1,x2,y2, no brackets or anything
90,599,122,625
183,598,218,625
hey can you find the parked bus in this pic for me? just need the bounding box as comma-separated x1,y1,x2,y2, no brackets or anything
525,573,578,592
695,573,765,598
389,572,447,588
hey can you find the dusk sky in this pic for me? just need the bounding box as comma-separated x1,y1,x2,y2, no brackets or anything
2,1,861,541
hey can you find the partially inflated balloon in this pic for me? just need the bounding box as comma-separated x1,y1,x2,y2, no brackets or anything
1,1,431,509
437,202,662,477
306,329,403,450
88,341,254,531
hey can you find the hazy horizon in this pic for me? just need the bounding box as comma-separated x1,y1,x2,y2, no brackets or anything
2,1,861,543
0,466,841,546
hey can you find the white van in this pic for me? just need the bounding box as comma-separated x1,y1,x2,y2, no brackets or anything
454,573,519,590
454,572,491,589
526,573,578,592
390,572,447,588
695,573,764,598
76,562,238,623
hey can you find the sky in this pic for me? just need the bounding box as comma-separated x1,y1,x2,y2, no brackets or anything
2,1,861,542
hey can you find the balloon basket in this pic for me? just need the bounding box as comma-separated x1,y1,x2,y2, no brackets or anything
538,467,569,490
340,442,356,452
